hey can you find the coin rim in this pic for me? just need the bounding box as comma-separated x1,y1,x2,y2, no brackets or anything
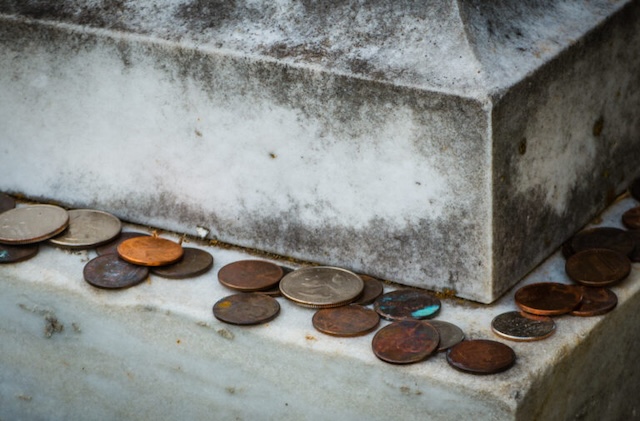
0,205,69,244
446,339,516,374
279,266,364,308
49,209,122,248
514,282,583,316
117,236,184,266
570,287,618,317
151,247,214,279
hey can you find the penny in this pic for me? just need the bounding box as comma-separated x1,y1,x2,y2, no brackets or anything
212,293,280,325
83,254,149,289
218,260,284,291
0,192,16,213
622,206,640,230
565,249,630,286
630,176,640,202
514,282,582,316
374,289,441,321
0,243,39,263
371,320,439,364
117,235,183,266
49,209,121,249
627,230,640,262
491,311,555,342
312,304,380,337
352,274,384,306
570,286,618,317
279,266,364,308
426,320,465,351
151,247,214,279
96,231,150,256
570,227,634,257
446,340,516,374
0,205,69,244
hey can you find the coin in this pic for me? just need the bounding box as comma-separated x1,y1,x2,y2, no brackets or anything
96,231,150,256
352,274,384,306
0,243,39,263
279,266,364,308
627,230,640,262
426,320,465,351
212,293,280,325
371,320,439,364
218,260,284,291
565,248,630,286
83,254,149,289
312,304,380,337
0,192,16,213
570,286,618,317
514,282,582,316
49,209,121,249
491,311,555,342
630,177,640,201
622,206,640,230
570,227,634,256
151,247,214,279
0,205,69,244
117,236,183,266
374,289,441,321
446,340,516,374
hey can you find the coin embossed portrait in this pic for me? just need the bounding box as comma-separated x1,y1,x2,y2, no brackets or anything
280,266,364,308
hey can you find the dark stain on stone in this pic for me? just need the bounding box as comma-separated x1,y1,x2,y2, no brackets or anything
518,137,527,155
174,0,237,31
593,116,604,137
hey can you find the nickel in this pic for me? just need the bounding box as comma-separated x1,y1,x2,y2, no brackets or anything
491,311,555,342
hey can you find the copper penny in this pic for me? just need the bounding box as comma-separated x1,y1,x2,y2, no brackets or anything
218,260,284,291
0,205,69,244
371,320,439,364
627,230,640,262
312,304,380,337
570,227,634,256
565,248,630,286
279,266,364,308
630,177,640,202
622,206,640,230
83,254,149,289
49,209,122,249
446,340,515,374
151,247,214,279
212,293,280,325
514,282,582,316
0,243,39,263
374,289,441,321
352,274,384,306
571,286,618,317
491,311,555,342
96,231,150,256
426,320,465,351
0,192,16,213
117,236,183,266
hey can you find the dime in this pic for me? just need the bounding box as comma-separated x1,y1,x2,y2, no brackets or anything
0,243,39,263
352,274,384,306
426,320,465,351
96,231,150,256
565,248,630,286
630,177,640,202
491,311,555,342
0,205,69,244
374,289,441,321
570,227,634,257
312,304,380,337
218,260,283,291
49,209,121,249
627,230,640,262
151,247,214,279
622,206,640,230
83,254,149,289
446,340,515,374
514,282,582,316
372,320,439,364
213,293,280,325
570,286,618,317
0,192,16,213
117,236,183,266
279,266,364,308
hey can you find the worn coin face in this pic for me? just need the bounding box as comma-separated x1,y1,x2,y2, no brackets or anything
0,243,39,263
630,177,640,202
49,209,122,249
352,274,384,306
83,254,149,289
565,248,630,286
0,205,69,244
514,282,582,316
446,340,515,374
426,320,465,351
279,266,364,308
622,206,640,230
213,293,280,325
570,286,618,317
491,311,555,342
570,227,634,257
0,192,16,214
312,304,380,337
96,231,150,256
117,236,184,266
218,260,284,291
372,320,439,364
151,247,214,279
374,289,441,321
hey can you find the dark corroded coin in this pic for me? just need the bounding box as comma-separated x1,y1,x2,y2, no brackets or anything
117,236,183,266
352,274,384,306
83,254,149,289
565,248,630,286
630,177,640,202
627,230,640,262
374,289,441,321
213,293,280,325
570,227,634,257
280,266,364,308
0,205,69,244
312,304,380,337
0,192,16,213
372,320,439,364
515,282,582,316
0,243,39,263
491,311,555,342
49,209,121,249
96,231,150,256
622,206,640,230
571,287,618,317
218,260,284,292
426,320,465,351
151,247,214,279
447,340,515,374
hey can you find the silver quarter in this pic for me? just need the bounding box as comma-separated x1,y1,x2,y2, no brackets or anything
0,205,69,244
279,266,364,308
491,311,555,342
49,209,121,249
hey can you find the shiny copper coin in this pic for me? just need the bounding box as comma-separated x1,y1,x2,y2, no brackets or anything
0,192,16,213
491,311,555,342
446,340,515,374
218,260,284,291
372,320,439,364
151,247,214,279
622,206,640,230
374,289,441,321
426,320,465,351
49,209,121,249
627,230,640,262
312,304,380,337
630,176,640,202
0,205,69,244
0,243,39,263
212,293,280,325
280,266,364,308
514,282,582,316
571,286,618,317
352,274,384,306
96,231,150,256
565,248,630,286
117,236,183,266
83,254,149,289
570,227,634,256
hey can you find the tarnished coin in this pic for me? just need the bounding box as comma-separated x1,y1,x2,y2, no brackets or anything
372,320,439,364
570,227,634,257
151,247,214,279
491,311,555,342
627,230,640,262
565,248,630,286
515,282,582,316
571,287,618,317
622,206,640,230
312,304,380,337
218,260,284,291
426,320,465,351
213,293,280,325
96,231,150,256
83,254,149,289
279,266,364,308
49,209,121,249
0,243,39,263
630,177,640,202
117,236,183,266
352,274,384,306
374,289,441,321
0,192,16,213
0,205,69,244
447,340,516,374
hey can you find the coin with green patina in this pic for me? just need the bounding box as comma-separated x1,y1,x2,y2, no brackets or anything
374,289,441,321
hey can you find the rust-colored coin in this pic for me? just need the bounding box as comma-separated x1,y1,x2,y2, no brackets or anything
117,236,183,266
0,243,39,263
627,230,640,262
571,286,618,317
83,254,149,289
570,227,634,256
0,205,69,244
426,320,465,351
447,340,515,374
374,289,441,321
218,260,284,291
0,192,16,213
630,177,640,202
312,304,380,337
565,248,630,286
352,274,384,306
151,247,214,279
212,293,280,325
491,311,555,342
622,206,640,230
372,320,439,364
514,282,582,316
96,231,150,256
